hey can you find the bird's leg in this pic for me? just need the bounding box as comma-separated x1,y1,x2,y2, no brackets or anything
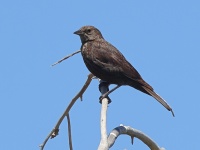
99,84,121,103
102,85,121,98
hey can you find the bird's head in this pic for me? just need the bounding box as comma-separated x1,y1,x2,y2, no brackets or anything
74,26,104,44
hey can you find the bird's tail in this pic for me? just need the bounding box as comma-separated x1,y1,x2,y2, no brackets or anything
142,86,174,117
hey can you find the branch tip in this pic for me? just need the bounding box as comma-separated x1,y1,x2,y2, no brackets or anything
39,144,43,147
51,50,81,66
131,136,134,145
80,95,83,101
171,109,175,117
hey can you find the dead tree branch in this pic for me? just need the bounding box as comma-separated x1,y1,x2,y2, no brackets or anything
108,125,165,150
39,73,94,150
98,80,110,150
97,81,166,150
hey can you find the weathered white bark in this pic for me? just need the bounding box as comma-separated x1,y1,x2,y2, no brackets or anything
98,80,110,150
108,125,165,150
98,98,109,150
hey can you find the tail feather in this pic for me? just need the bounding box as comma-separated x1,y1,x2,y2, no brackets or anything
142,86,174,117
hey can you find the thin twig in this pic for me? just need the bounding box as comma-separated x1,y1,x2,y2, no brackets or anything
39,73,94,150
51,50,81,66
66,114,73,150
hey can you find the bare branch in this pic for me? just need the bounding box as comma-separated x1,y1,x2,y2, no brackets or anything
108,125,165,150
51,50,81,66
98,80,110,150
66,114,73,150
98,98,109,150
39,73,94,150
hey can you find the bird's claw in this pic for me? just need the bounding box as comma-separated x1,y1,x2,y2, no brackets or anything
99,95,112,104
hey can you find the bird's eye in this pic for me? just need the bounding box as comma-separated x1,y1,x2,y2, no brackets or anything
87,29,91,33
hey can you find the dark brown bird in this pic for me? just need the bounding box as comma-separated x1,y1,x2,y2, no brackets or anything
74,25,174,116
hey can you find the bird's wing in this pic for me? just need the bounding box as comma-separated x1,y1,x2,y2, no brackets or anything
92,40,140,77
91,40,153,90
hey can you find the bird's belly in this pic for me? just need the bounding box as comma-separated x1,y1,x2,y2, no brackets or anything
83,58,126,85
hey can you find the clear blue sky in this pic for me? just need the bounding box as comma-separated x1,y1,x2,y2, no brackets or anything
1,0,200,150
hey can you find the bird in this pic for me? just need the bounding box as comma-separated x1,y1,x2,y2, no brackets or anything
74,25,174,116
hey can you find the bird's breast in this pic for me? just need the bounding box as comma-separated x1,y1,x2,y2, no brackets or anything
81,42,97,60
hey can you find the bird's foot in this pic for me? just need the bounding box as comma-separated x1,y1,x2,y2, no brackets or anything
98,81,111,104
99,94,112,104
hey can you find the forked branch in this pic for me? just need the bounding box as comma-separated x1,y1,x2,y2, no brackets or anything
97,81,165,150
39,73,94,150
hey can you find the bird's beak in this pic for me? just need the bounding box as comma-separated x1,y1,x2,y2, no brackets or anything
73,30,83,35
